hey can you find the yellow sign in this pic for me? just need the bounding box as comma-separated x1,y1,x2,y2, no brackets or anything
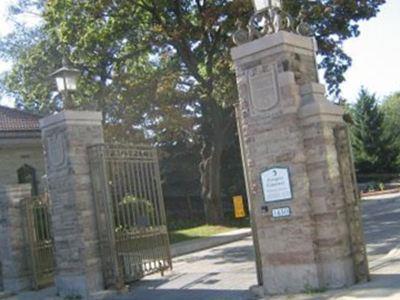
233,195,246,218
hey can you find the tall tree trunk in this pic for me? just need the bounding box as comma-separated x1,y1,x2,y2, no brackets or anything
197,84,235,224
199,139,224,224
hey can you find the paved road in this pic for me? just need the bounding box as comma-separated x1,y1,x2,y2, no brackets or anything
362,196,400,261
112,197,400,300
116,237,258,300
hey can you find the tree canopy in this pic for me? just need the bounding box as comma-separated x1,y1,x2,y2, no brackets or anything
381,92,400,167
0,0,387,223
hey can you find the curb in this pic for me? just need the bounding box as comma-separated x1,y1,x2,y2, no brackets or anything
170,228,252,258
262,244,400,300
361,192,400,202
360,188,400,198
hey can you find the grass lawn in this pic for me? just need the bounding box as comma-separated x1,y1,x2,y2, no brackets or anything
169,224,240,244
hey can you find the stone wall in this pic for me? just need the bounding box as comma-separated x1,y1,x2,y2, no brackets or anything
0,184,32,293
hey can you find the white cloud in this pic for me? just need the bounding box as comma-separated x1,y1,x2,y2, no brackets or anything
0,0,16,37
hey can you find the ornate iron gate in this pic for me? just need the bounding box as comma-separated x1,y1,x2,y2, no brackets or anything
23,194,54,289
88,144,172,287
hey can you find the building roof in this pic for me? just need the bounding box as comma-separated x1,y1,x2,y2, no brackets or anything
0,105,41,132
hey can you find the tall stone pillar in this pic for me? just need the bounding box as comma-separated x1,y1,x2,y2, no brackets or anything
0,184,32,293
232,32,368,294
40,111,104,299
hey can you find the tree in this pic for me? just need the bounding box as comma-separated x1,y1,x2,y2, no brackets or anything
351,88,398,173
285,0,385,95
381,92,400,166
0,0,386,224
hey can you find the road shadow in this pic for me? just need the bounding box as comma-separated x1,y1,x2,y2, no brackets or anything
175,240,255,266
361,199,400,256
111,268,258,300
108,288,256,300
324,273,400,299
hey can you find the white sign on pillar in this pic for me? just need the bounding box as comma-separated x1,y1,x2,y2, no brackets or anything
261,167,292,202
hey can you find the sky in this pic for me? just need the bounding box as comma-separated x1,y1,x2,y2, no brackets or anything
0,0,399,107
338,0,400,102
0,0,42,107
0,0,13,85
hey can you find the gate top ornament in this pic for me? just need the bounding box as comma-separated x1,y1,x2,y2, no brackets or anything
233,0,315,46
253,0,282,12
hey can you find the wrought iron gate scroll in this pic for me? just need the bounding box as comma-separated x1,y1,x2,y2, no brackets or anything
88,144,172,287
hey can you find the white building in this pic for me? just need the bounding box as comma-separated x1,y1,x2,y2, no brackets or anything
0,106,45,195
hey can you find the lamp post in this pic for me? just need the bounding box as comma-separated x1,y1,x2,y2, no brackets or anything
50,59,80,110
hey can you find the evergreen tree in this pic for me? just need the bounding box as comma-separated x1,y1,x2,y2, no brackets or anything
351,88,398,173
382,92,400,157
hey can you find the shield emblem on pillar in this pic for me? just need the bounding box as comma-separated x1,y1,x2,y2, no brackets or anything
248,65,279,113
47,132,66,170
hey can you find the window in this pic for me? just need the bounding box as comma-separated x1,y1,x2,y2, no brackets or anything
17,164,38,196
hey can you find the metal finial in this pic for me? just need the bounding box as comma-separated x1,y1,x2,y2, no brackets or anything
233,1,316,45
233,19,250,45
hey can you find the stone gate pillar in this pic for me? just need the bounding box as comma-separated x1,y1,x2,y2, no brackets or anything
40,111,104,299
0,184,32,293
231,32,368,294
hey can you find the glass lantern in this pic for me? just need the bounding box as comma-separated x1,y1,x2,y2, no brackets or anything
50,66,79,93
50,65,80,109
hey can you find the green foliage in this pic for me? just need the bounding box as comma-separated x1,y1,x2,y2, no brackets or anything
0,0,387,223
284,0,386,95
221,138,246,199
167,211,249,232
169,224,237,244
1,0,386,104
364,182,385,193
159,140,201,199
350,88,399,173
120,195,153,211
167,217,205,232
115,195,155,232
357,173,399,183
381,92,400,165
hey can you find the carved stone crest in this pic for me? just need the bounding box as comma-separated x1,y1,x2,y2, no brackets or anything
45,130,68,171
248,65,279,114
